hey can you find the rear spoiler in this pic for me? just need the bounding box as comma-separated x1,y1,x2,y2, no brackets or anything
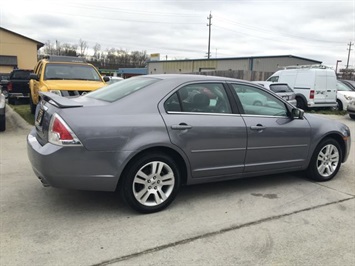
40,92,83,108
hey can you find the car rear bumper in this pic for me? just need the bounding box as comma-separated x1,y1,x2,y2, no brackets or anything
27,128,120,191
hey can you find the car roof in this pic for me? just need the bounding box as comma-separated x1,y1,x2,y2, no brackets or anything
135,74,249,83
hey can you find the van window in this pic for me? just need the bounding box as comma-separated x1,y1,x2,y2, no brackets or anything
268,76,279,82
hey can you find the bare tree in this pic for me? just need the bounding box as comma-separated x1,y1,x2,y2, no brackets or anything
78,39,88,56
93,43,101,59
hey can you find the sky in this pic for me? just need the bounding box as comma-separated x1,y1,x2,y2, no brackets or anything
1,0,354,69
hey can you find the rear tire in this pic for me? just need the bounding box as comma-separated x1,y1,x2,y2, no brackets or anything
306,138,342,182
120,153,181,213
8,98,15,105
296,97,307,110
0,114,5,132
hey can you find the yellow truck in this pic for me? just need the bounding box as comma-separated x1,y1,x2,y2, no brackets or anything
29,55,108,114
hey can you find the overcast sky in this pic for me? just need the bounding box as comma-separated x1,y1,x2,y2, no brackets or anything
1,0,354,69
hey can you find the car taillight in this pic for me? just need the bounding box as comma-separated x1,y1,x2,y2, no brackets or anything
309,90,315,99
7,82,13,91
48,113,82,146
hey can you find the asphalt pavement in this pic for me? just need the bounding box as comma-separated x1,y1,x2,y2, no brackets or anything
1,106,354,266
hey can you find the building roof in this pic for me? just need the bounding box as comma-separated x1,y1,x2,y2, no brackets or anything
148,55,322,64
0,27,44,50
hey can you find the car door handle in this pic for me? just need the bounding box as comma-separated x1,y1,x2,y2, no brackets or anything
171,123,192,130
250,124,266,131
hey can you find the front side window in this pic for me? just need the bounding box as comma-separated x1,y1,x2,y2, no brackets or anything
165,83,231,114
232,84,288,117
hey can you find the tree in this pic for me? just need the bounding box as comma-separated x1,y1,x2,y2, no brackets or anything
93,43,101,59
78,39,88,56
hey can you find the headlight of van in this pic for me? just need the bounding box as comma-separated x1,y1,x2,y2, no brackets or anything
49,90,62,96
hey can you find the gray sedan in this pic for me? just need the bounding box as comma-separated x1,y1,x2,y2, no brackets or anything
27,74,351,213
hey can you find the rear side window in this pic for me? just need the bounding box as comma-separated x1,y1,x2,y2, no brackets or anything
165,83,232,114
86,77,159,102
269,84,293,93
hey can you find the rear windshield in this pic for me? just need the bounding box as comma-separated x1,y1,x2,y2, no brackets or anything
10,71,31,79
44,63,101,81
85,77,159,102
269,84,293,93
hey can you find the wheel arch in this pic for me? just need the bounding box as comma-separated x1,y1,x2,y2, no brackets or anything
313,133,347,163
116,146,189,191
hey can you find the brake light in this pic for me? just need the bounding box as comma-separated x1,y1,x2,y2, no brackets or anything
309,90,315,99
7,82,13,91
48,113,81,146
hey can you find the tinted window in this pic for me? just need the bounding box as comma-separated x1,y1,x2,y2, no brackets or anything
269,84,293,93
165,83,231,114
86,77,159,102
232,84,287,117
11,71,31,79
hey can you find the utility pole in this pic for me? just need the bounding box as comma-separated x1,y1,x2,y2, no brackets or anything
207,12,212,59
346,41,353,69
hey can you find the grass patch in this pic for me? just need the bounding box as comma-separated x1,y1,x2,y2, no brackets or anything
307,108,347,116
10,104,35,125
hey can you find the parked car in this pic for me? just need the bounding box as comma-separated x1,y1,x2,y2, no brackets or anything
252,81,297,106
106,76,124,85
0,73,10,97
339,79,355,90
267,65,337,109
1,69,32,105
29,55,109,114
347,100,355,119
336,80,355,110
0,92,6,132
27,74,351,213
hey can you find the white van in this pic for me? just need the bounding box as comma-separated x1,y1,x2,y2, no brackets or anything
266,65,337,109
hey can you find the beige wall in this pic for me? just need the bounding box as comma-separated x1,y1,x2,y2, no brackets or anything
147,57,320,75
0,28,39,72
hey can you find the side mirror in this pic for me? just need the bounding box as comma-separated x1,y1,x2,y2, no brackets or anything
103,76,110,82
291,108,304,119
29,73,39,81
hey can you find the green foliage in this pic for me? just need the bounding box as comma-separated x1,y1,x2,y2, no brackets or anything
10,104,35,125
307,108,347,115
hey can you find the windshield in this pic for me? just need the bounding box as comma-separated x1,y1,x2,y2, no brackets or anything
85,77,159,102
44,63,102,81
269,84,293,93
337,81,354,91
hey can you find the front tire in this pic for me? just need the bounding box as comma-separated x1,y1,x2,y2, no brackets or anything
336,99,343,111
120,153,181,213
307,138,342,181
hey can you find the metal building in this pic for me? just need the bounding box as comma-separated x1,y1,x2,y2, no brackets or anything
147,55,322,75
